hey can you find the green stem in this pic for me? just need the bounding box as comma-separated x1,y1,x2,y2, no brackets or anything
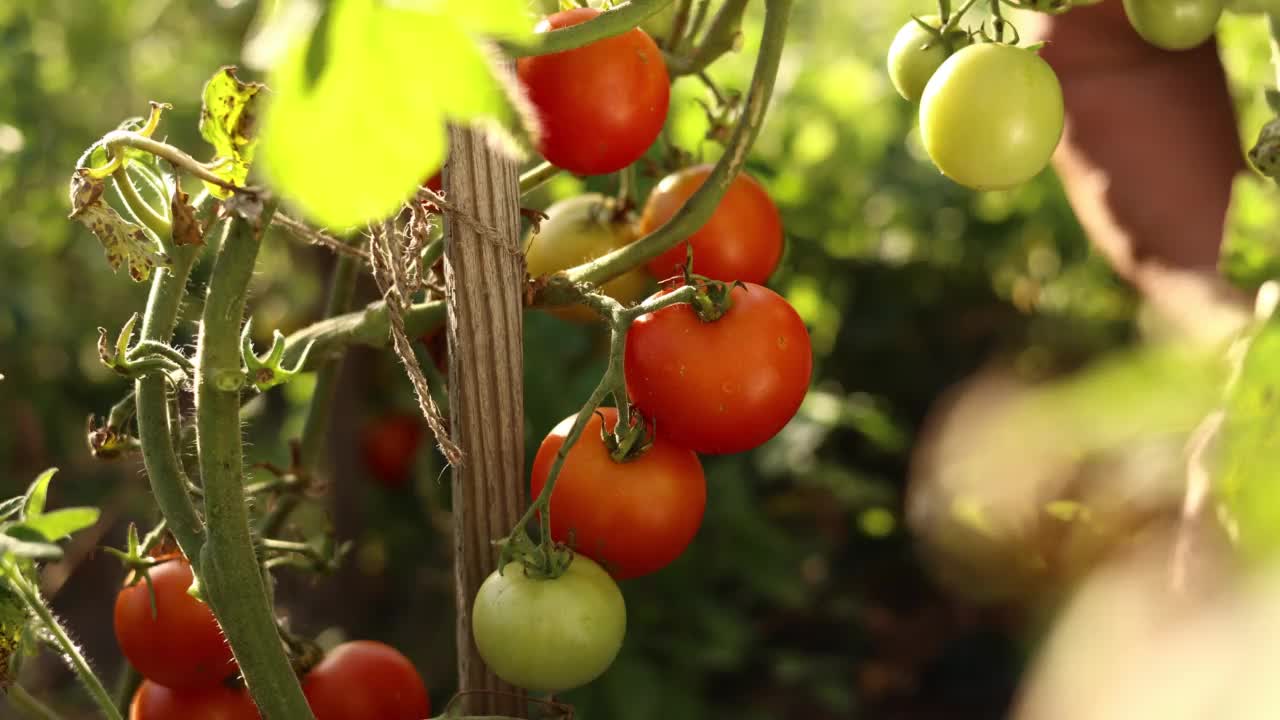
4,564,121,720
6,684,63,720
519,161,560,195
112,166,171,244
664,0,748,77
133,184,209,561
504,0,676,57
105,390,137,431
110,662,141,717
553,0,791,295
666,0,694,50
939,0,952,22
506,286,698,573
195,208,314,720
677,0,711,54
421,236,445,272
95,131,241,192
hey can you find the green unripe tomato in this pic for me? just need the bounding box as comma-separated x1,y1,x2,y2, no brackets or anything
472,555,626,693
1122,0,1223,51
919,43,1064,191
1224,0,1280,14
886,15,971,103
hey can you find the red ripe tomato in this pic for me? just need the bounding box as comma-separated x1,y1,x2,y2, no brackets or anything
517,8,670,175
530,407,706,579
641,166,784,284
421,172,443,212
130,680,259,720
624,283,812,454
359,413,424,489
302,641,430,720
114,557,237,690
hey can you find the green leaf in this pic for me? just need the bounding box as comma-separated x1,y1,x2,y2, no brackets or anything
1221,173,1280,289
1217,323,1280,560
260,0,532,229
0,533,63,561
21,469,57,521
11,508,101,542
199,67,266,198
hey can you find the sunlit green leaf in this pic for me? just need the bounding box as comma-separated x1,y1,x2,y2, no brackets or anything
21,469,57,521
199,67,265,198
260,0,531,229
1222,173,1280,288
11,508,101,542
1217,323,1280,560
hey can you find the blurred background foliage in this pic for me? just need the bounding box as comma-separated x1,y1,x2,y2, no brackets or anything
2,1,1279,718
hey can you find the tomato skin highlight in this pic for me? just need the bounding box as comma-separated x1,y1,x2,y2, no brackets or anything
517,8,670,175
919,43,1064,191
114,557,238,690
471,555,625,693
525,194,652,323
129,680,260,720
302,640,430,720
1123,0,1223,50
624,283,812,455
641,165,784,284
530,407,706,579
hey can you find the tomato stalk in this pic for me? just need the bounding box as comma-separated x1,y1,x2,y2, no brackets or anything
519,161,561,195
1,560,122,720
131,186,212,564
505,0,676,57
194,208,316,720
498,285,699,578
666,0,695,50
664,0,748,76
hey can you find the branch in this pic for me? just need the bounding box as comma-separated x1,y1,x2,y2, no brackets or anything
504,0,676,57
6,684,63,720
664,0,749,77
96,131,247,193
132,190,211,562
274,213,370,261
194,207,315,720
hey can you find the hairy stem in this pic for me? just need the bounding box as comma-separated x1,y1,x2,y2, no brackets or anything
195,209,314,720
4,564,121,720
132,184,210,562
504,0,676,57
519,161,560,195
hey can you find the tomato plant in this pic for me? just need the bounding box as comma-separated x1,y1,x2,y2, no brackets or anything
1122,0,1223,50
919,42,1064,191
530,407,706,579
302,640,430,720
472,555,626,692
641,165,784,284
114,556,237,690
359,413,424,489
129,680,259,720
625,282,813,455
525,194,652,323
886,15,972,102
516,7,670,175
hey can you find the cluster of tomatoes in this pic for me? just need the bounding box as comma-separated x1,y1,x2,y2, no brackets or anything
114,555,430,719
455,5,814,694
886,0,1228,192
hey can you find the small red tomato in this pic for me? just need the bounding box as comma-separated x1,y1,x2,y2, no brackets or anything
114,557,237,690
303,641,431,720
624,283,812,454
421,172,443,212
530,407,706,579
359,414,424,489
517,8,670,175
642,166,784,284
130,680,260,720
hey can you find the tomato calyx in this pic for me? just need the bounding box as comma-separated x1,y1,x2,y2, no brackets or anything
104,523,179,592
599,407,654,463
